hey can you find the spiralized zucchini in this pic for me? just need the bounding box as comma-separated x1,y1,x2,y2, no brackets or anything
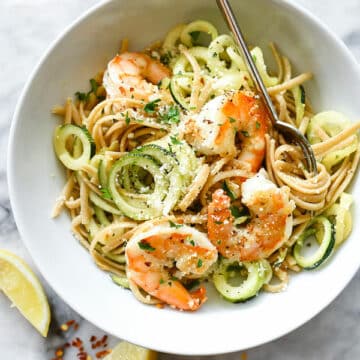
163,20,279,110
307,111,359,171
325,192,353,247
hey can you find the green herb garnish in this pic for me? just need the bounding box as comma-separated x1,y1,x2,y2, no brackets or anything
184,279,200,290
75,91,88,101
138,240,156,252
75,78,100,102
255,121,261,129
100,187,112,200
230,206,242,218
229,117,237,123
222,181,236,200
197,259,203,268
160,51,172,65
90,78,98,93
144,98,161,114
125,111,131,126
160,105,180,124
170,135,182,145
241,130,250,137
169,221,183,229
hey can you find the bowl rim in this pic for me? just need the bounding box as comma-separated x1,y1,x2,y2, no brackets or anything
7,0,360,355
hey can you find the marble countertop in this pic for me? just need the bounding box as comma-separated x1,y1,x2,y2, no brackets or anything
1,0,360,359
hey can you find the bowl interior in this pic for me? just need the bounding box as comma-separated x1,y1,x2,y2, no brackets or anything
9,0,360,355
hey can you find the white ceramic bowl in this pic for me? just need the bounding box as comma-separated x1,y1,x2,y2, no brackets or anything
8,0,360,355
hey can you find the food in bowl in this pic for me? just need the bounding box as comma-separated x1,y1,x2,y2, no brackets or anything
51,20,360,311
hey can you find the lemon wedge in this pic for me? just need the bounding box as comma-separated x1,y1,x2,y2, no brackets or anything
104,341,158,360
0,249,51,337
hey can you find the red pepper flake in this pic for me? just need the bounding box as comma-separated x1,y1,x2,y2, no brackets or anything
100,335,108,344
55,348,64,357
96,349,112,359
90,336,97,342
92,340,104,349
74,322,79,330
64,342,70,348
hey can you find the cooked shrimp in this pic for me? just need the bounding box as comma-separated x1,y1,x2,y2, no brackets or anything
126,223,218,311
181,91,269,172
103,52,171,102
223,91,270,172
208,170,295,261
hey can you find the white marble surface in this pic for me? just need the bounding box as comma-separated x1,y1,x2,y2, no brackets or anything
1,0,360,359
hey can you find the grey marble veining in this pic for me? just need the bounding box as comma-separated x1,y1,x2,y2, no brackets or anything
0,1,359,359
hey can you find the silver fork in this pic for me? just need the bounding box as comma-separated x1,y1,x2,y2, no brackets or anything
216,0,317,174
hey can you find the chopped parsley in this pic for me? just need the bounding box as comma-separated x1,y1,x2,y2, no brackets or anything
75,78,100,102
214,221,223,225
189,239,195,246
169,221,183,229
90,78,98,93
100,187,112,200
159,105,180,124
189,31,201,43
138,240,156,252
75,91,88,101
184,279,200,290
252,54,257,63
241,130,250,137
144,98,161,114
159,278,165,284
170,135,182,145
222,181,236,200
229,117,237,123
160,51,172,65
125,111,131,126
230,205,242,218
255,121,261,129
197,259,203,268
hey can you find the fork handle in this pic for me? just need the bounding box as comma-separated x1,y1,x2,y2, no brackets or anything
216,0,279,126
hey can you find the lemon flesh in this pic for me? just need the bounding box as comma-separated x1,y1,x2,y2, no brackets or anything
105,341,158,360
0,249,51,337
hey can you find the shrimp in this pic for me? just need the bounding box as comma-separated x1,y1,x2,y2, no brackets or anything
181,91,270,171
208,170,295,261
125,222,218,311
103,52,171,102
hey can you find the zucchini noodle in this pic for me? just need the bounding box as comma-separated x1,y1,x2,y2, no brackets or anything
51,19,360,309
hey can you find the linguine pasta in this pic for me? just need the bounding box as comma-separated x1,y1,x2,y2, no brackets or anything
52,20,359,310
